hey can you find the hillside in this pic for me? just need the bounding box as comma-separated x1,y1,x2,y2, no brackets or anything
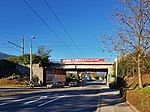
127,74,150,86
0,52,11,60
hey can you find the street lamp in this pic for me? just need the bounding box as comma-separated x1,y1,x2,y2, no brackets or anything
30,36,36,81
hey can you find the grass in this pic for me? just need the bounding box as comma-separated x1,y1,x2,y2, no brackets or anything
139,87,150,94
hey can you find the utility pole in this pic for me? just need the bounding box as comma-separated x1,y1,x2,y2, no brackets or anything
22,36,24,55
8,36,24,56
30,36,36,82
115,52,118,86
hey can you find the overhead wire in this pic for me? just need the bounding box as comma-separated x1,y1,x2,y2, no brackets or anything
24,0,79,58
44,0,85,58
8,46,21,53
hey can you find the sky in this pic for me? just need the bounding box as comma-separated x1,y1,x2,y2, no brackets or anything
0,0,120,62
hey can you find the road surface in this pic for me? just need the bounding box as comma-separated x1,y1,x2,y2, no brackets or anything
0,85,101,112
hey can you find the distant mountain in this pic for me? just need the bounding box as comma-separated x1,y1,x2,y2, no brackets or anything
0,52,12,60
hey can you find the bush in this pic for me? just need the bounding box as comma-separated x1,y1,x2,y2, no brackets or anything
139,87,150,94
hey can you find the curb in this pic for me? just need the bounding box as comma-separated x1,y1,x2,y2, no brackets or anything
126,101,140,112
96,85,108,112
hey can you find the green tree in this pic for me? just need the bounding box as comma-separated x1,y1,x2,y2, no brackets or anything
21,54,30,65
6,56,18,64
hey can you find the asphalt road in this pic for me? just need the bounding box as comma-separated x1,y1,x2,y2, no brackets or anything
0,85,101,112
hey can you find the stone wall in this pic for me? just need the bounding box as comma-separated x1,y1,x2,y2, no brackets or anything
32,64,44,85
18,64,44,84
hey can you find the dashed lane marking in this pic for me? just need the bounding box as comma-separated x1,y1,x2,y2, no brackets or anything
38,95,68,107
24,96,48,105
0,93,50,106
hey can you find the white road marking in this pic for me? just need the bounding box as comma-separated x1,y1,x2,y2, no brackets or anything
0,93,49,106
0,102,9,106
0,93,68,106
24,99,41,105
38,97,60,107
24,96,48,105
0,96,38,106
40,96,48,99
38,95,68,107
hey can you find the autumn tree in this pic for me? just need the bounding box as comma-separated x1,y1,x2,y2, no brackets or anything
102,0,150,88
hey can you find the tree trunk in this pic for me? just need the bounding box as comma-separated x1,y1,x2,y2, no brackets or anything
138,56,143,88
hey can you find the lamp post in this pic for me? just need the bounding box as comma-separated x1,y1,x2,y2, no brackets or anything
30,36,36,81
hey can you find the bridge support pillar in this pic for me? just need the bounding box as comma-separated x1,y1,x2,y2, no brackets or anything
108,67,114,75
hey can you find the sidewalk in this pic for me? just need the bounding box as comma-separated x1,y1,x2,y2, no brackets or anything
97,85,136,112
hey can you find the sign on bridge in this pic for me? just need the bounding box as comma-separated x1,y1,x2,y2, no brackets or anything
61,58,104,63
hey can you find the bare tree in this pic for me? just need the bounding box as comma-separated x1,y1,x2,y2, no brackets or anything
102,0,150,88
37,46,51,57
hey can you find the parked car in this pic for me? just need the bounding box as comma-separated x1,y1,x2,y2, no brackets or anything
69,81,79,87
47,81,64,88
